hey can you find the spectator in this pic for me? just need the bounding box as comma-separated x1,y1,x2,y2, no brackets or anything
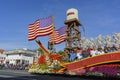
104,45,109,53
112,44,119,51
69,49,77,62
82,48,90,58
106,46,113,53
97,46,105,55
90,46,98,56
76,48,83,60
86,46,92,56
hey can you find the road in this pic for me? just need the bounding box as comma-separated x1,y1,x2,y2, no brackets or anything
0,69,119,80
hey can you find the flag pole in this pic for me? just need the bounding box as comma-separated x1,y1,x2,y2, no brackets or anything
52,15,55,54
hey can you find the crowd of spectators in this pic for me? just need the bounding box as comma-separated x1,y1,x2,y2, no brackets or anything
0,63,31,70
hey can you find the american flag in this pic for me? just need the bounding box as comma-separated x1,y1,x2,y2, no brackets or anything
49,26,66,44
28,16,54,41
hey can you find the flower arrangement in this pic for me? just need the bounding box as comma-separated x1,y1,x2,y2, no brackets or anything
81,33,120,48
86,64,120,76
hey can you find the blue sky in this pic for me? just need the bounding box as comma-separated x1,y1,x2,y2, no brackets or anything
0,0,120,51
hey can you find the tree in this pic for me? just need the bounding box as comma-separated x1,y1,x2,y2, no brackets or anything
37,48,44,56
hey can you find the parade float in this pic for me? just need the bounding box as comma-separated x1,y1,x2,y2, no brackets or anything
28,8,120,78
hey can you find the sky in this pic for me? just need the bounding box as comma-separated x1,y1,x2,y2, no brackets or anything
0,0,120,51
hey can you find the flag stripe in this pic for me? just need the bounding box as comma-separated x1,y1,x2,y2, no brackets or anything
28,16,54,41
49,26,66,44
28,25,53,35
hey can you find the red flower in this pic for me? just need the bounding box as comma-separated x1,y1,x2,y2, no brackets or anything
38,56,46,64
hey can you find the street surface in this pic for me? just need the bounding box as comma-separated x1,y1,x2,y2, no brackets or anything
0,69,119,80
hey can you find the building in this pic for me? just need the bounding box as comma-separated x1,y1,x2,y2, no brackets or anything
3,49,37,65
0,49,6,64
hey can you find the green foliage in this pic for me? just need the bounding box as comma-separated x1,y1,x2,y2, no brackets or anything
37,48,44,55
58,50,65,59
58,50,69,62
52,62,61,70
40,64,50,70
